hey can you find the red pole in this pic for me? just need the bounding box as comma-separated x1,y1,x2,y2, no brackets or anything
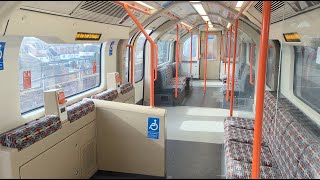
251,1,272,178
190,31,193,74
175,25,179,98
224,31,228,74
122,4,155,107
198,31,200,61
226,26,233,101
204,21,208,93
126,45,134,85
230,19,238,117
250,43,255,85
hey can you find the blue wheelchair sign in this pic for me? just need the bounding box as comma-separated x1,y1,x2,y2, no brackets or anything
0,42,5,71
147,117,160,139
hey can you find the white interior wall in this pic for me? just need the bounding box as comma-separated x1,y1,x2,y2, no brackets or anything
0,9,126,134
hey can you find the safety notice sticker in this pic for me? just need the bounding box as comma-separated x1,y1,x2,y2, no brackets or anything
0,42,6,71
147,117,160,139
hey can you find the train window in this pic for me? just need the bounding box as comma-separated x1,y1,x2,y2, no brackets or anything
266,47,274,88
157,40,170,65
208,34,218,60
293,45,320,113
19,37,101,114
182,35,198,60
134,29,152,83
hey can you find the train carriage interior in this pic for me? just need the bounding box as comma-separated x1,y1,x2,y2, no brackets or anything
1,1,320,179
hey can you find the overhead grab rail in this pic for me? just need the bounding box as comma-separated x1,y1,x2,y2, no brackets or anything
251,1,272,178
250,43,255,85
229,18,239,117
126,45,134,85
115,1,152,15
119,2,157,107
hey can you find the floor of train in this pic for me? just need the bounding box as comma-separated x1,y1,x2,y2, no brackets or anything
91,80,254,179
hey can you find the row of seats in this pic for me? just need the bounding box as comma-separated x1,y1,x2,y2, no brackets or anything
221,63,254,98
154,63,191,105
224,91,320,179
0,82,134,151
91,82,134,101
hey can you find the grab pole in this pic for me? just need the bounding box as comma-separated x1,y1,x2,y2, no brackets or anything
230,19,238,117
226,25,232,101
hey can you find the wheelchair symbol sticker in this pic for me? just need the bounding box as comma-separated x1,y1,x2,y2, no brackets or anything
0,42,5,71
148,117,160,139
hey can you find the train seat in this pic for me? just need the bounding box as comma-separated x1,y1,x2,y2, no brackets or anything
0,115,61,151
120,82,134,95
91,89,119,101
66,99,95,123
224,91,320,178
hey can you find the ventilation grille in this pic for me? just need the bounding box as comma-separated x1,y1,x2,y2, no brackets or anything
254,1,285,13
71,1,134,26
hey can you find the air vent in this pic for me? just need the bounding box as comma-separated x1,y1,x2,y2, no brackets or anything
254,1,285,13
79,1,126,18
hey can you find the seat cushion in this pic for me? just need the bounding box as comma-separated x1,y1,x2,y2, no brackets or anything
226,159,281,179
0,115,61,151
276,122,319,178
67,99,95,122
120,82,134,95
225,141,277,168
224,117,255,130
225,126,268,147
91,89,118,101
297,143,320,179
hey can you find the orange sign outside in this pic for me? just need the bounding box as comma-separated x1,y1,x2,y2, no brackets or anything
93,62,97,74
23,71,31,90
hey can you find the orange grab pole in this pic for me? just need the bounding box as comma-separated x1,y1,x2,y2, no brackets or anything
122,4,156,107
220,33,223,62
204,21,208,93
175,25,179,98
230,19,239,117
190,31,193,74
224,31,228,74
154,44,159,81
251,1,272,178
115,1,151,15
126,45,134,85
198,31,201,61
250,43,255,85
226,25,233,101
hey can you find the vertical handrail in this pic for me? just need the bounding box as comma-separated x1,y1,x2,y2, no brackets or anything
198,30,201,61
126,45,134,85
220,32,223,62
121,3,156,107
154,44,159,80
226,25,233,101
230,18,239,117
224,31,228,74
175,24,179,98
251,1,272,178
204,21,208,94
250,43,255,85
190,31,193,74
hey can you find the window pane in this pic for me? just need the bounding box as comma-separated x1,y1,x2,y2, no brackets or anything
19,37,101,114
266,47,273,88
294,45,320,113
134,30,152,82
208,34,217,60
183,35,198,59
157,40,170,65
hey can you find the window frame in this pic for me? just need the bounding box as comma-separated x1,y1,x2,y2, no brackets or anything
20,39,103,115
293,45,320,114
182,34,198,61
157,40,171,67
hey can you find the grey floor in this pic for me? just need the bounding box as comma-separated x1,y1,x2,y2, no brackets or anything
91,80,235,179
